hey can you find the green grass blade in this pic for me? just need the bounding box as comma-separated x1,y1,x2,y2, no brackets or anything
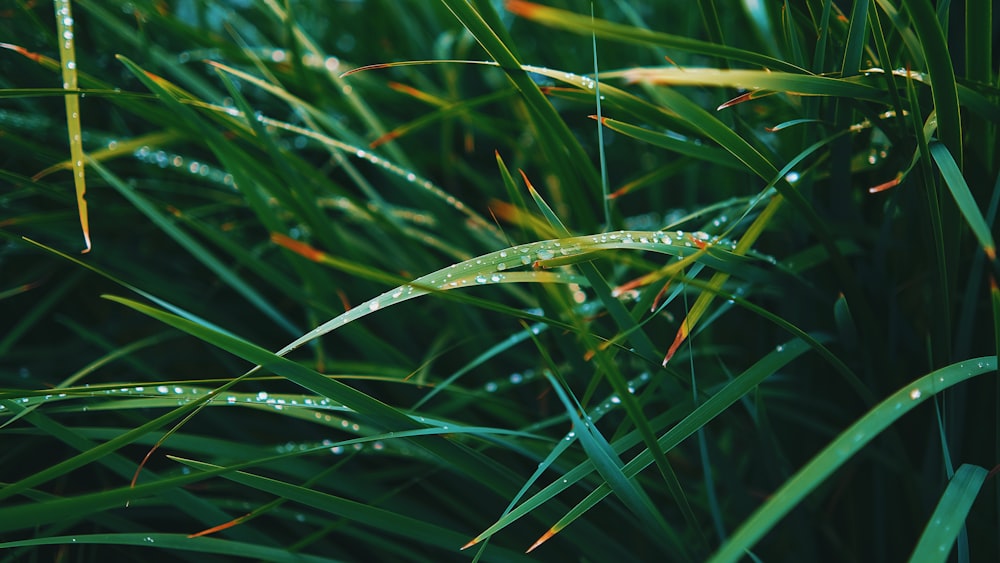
839,0,869,77
904,0,963,168
709,357,998,563
930,142,997,261
53,0,90,252
908,464,988,563
616,67,887,102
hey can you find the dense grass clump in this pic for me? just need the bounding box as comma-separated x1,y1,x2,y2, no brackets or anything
1,1,998,561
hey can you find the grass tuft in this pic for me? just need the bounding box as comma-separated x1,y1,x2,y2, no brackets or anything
1,1,997,561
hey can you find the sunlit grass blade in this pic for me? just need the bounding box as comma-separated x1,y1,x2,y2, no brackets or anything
708,356,997,563
53,0,89,252
907,464,988,563
616,67,887,102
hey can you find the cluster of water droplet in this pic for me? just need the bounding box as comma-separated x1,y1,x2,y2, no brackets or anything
177,48,342,72
482,367,540,393
133,146,235,187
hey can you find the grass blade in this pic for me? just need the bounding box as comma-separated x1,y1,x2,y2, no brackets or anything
53,0,90,252
908,464,988,563
708,357,997,563
930,142,997,262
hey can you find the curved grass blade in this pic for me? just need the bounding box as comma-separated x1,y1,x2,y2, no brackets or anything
270,228,745,358
907,464,988,563
54,0,90,252
708,357,997,563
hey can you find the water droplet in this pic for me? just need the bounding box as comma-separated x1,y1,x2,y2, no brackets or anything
257,391,269,400
474,275,488,284
368,301,380,311
509,373,523,384
537,249,555,260
484,381,498,392
909,388,922,400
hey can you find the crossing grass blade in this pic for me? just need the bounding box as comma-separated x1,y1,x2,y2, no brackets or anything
468,336,816,548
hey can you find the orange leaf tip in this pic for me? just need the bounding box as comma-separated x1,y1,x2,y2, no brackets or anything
526,528,557,553
271,233,325,262
662,323,688,366
505,0,540,17
460,538,481,550
868,174,902,194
